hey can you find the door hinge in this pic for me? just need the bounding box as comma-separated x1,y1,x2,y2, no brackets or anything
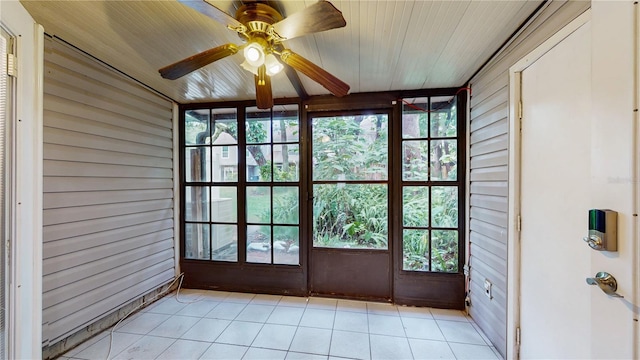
517,215,522,232
6,53,17,77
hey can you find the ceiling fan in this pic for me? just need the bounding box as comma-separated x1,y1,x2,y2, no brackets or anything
159,0,351,109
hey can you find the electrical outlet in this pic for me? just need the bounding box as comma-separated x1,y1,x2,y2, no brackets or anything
484,279,493,299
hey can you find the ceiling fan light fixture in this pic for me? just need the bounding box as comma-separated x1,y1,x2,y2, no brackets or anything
244,42,265,67
240,60,259,75
265,54,284,76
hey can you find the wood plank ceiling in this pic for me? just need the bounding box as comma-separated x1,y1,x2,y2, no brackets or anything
21,0,543,104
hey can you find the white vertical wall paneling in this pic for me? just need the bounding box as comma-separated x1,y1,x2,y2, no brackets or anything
467,1,590,358
42,36,175,346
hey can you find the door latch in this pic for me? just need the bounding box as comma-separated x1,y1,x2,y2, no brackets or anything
586,272,623,298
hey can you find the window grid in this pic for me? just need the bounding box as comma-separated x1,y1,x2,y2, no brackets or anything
401,96,460,273
184,108,241,262
245,106,301,265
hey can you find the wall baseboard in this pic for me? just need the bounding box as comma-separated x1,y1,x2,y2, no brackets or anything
42,283,173,360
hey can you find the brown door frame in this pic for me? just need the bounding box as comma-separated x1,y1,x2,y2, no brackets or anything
306,109,394,301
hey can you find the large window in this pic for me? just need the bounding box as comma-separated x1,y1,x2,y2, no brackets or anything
181,92,464,296
401,96,460,273
184,108,239,261
245,106,300,265
183,105,300,266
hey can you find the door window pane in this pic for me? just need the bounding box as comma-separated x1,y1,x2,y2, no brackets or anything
402,98,429,138
430,140,457,181
403,187,429,227
185,147,210,182
185,109,209,145
213,146,237,182
211,186,237,223
185,186,209,221
273,187,299,224
431,230,458,272
313,184,388,249
273,226,299,265
430,96,457,137
247,144,271,182
212,224,237,262
312,115,388,181
431,186,458,227
403,229,429,271
273,115,299,143
185,223,210,260
273,144,299,181
247,186,270,223
212,108,238,145
246,118,272,143
402,141,429,181
247,225,271,263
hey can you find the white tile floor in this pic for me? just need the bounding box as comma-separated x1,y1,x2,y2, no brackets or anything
58,290,501,360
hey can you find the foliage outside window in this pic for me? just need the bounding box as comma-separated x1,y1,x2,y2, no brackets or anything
182,95,462,275
402,96,460,273
312,114,389,249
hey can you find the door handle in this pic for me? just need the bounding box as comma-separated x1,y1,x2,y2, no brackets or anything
586,272,624,298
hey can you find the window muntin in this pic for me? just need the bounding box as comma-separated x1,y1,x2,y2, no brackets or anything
182,95,463,274
245,106,301,265
401,96,460,273
184,108,240,261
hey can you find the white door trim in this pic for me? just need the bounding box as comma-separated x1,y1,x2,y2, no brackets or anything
172,102,181,277
0,1,44,358
506,9,591,360
634,2,640,356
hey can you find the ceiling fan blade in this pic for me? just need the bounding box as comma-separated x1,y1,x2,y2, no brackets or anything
279,50,349,97
159,43,239,80
178,0,243,29
255,65,273,109
272,1,346,40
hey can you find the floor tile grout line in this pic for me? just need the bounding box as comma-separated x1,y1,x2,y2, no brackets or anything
244,301,279,350
434,319,459,360
398,313,416,360
150,337,180,360
64,290,497,360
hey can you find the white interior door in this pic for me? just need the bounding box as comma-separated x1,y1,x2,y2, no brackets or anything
0,27,9,360
519,14,637,359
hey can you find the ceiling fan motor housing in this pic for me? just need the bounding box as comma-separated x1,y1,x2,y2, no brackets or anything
236,3,283,42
